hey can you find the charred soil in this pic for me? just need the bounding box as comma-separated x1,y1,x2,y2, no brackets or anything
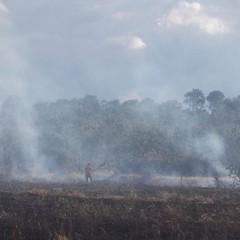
0,181,240,240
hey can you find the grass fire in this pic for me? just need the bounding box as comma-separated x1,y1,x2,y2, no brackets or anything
1,0,240,239
1,94,240,239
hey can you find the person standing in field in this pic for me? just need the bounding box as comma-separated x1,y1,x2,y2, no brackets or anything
85,163,94,183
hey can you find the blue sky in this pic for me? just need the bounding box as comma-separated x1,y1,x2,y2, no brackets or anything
0,0,240,104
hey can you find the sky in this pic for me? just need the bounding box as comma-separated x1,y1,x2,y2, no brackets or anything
0,0,240,104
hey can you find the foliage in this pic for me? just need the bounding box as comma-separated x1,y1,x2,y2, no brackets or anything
184,88,205,111
207,90,225,111
1,89,240,178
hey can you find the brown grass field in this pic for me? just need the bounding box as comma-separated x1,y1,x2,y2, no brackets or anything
0,180,240,240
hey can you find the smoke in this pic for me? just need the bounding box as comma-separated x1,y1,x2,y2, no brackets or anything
0,1,50,178
0,0,236,187
193,133,226,175
0,96,232,187
0,97,48,179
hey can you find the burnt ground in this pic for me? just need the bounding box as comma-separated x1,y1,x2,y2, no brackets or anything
0,181,240,240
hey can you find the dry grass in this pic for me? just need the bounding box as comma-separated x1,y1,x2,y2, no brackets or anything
0,181,240,239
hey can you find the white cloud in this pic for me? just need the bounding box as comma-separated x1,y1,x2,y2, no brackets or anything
2,0,239,103
181,2,201,12
157,1,229,35
106,36,146,50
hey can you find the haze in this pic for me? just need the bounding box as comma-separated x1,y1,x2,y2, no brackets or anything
0,0,239,104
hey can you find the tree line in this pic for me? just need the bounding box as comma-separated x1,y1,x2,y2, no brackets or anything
0,89,240,179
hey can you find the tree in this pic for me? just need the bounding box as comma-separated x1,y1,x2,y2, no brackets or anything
184,89,205,111
207,90,225,111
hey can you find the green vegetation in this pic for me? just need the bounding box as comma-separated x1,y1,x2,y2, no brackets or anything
1,89,240,179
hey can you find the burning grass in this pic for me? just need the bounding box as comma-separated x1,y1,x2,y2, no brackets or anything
0,181,240,239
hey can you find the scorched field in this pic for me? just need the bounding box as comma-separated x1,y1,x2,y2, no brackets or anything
0,181,240,240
